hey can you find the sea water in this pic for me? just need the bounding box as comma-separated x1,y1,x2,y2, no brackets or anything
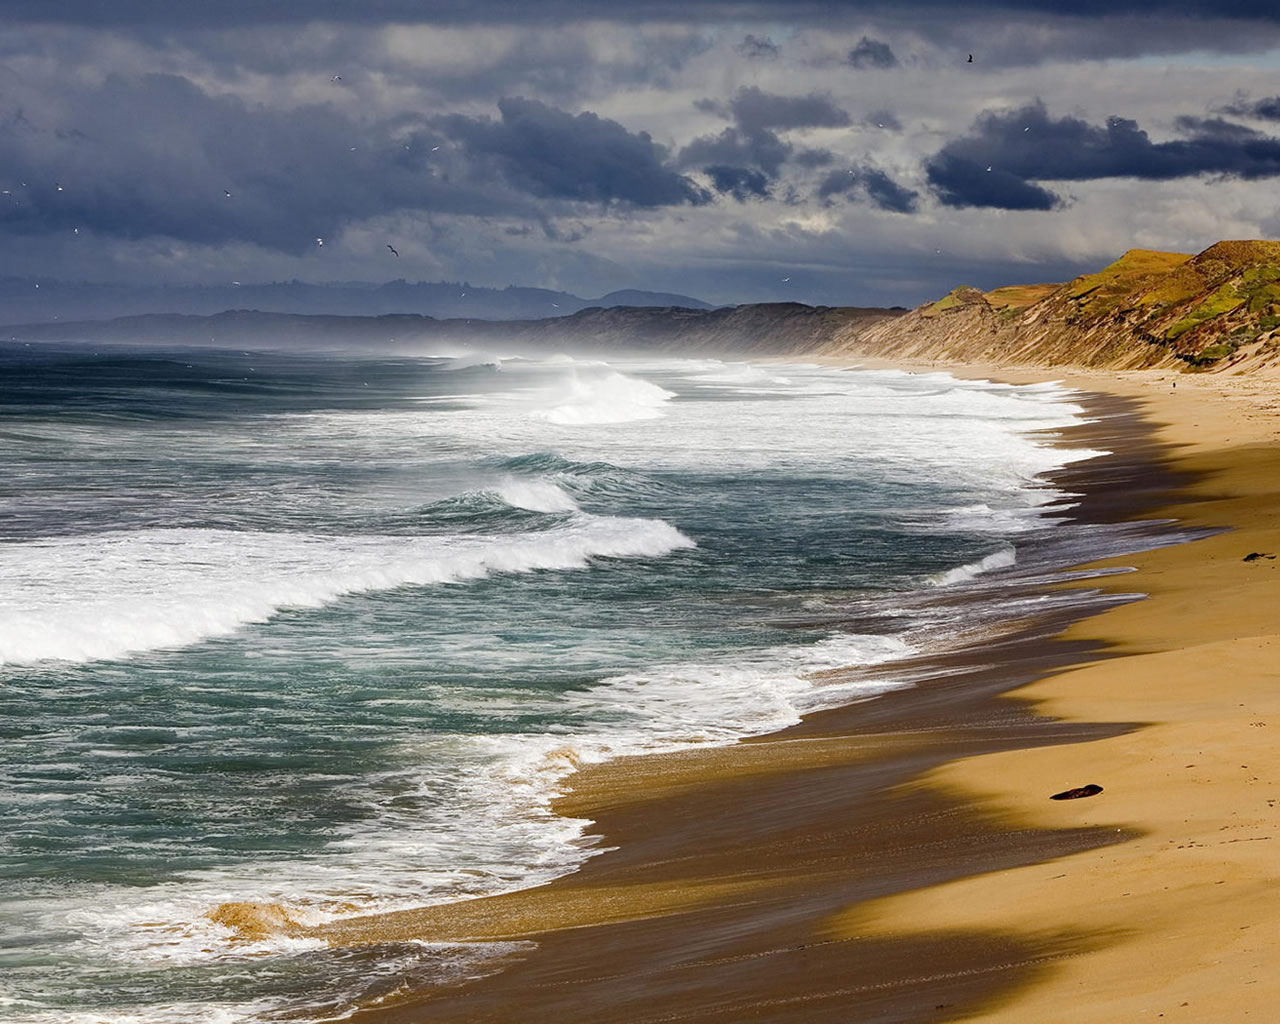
0,341,1163,1021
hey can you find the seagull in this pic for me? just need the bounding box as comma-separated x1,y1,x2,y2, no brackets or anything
55,182,63,191
782,276,791,282
224,189,233,198
386,244,399,257
232,281,241,285
431,145,440,152
316,237,324,246
331,75,342,83
1023,126,1030,132
73,227,78,234
986,165,992,171
967,54,973,63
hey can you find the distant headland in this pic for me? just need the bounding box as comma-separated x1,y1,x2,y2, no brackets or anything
11,240,1280,373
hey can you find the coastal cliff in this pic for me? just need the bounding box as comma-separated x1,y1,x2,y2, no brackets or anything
830,240,1280,372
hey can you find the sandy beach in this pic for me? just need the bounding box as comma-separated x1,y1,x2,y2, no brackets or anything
302,361,1280,1024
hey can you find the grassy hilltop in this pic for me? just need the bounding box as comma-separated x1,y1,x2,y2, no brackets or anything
850,240,1280,371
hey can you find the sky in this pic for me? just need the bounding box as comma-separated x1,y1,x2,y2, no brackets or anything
4,1,1280,308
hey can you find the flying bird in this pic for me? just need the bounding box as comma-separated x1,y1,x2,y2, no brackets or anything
224,189,233,198
386,244,399,257
331,75,342,83
782,277,791,282
55,182,63,191
316,237,324,246
967,54,973,63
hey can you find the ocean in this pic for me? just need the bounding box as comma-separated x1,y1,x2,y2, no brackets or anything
0,340,1174,1022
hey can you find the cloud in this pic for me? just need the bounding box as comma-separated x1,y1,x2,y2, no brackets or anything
706,165,771,200
818,167,919,212
794,148,835,167
1219,94,1280,121
679,86,850,186
865,109,902,131
0,75,707,253
727,86,851,132
846,36,898,69
439,97,710,206
925,155,1061,210
736,33,779,58
926,99,1280,209
10,1,1280,28
678,126,791,177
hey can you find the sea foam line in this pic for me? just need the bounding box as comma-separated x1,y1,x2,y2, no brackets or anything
0,518,694,666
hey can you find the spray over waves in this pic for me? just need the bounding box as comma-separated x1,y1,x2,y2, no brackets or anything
531,368,675,425
0,519,694,665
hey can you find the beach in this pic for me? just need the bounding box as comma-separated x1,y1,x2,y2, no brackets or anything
299,361,1280,1023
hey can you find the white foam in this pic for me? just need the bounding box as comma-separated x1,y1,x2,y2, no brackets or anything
1,355,1109,1023
930,545,1018,586
492,477,579,513
530,368,675,424
0,518,694,665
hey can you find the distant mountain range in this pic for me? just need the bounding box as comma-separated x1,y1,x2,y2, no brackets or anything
4,303,904,358
0,277,716,325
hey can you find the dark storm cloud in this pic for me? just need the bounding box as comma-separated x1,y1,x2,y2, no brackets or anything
1219,94,1280,121
0,75,706,251
925,155,1061,211
846,36,898,69
926,100,1280,209
727,86,851,132
706,165,770,200
817,167,919,212
794,148,835,167
8,1,1280,26
680,86,850,184
438,97,709,206
678,127,791,177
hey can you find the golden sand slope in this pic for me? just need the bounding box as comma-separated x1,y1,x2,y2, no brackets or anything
833,366,1280,1022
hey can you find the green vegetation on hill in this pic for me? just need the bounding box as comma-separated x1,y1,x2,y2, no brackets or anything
876,239,1280,372
921,286,986,317
1065,249,1193,316
1044,241,1280,367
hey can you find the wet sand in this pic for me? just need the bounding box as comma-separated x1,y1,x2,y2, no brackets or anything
308,365,1280,1023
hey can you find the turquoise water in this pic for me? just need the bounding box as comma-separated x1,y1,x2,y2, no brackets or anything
0,342,1111,1022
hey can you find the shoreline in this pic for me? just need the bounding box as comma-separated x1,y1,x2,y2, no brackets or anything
315,361,1279,1023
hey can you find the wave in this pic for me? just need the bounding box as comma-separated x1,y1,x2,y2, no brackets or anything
929,544,1017,586
0,518,694,666
491,477,579,513
531,368,675,424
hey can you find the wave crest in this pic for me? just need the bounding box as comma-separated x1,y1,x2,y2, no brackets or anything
0,519,695,665
929,545,1017,586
